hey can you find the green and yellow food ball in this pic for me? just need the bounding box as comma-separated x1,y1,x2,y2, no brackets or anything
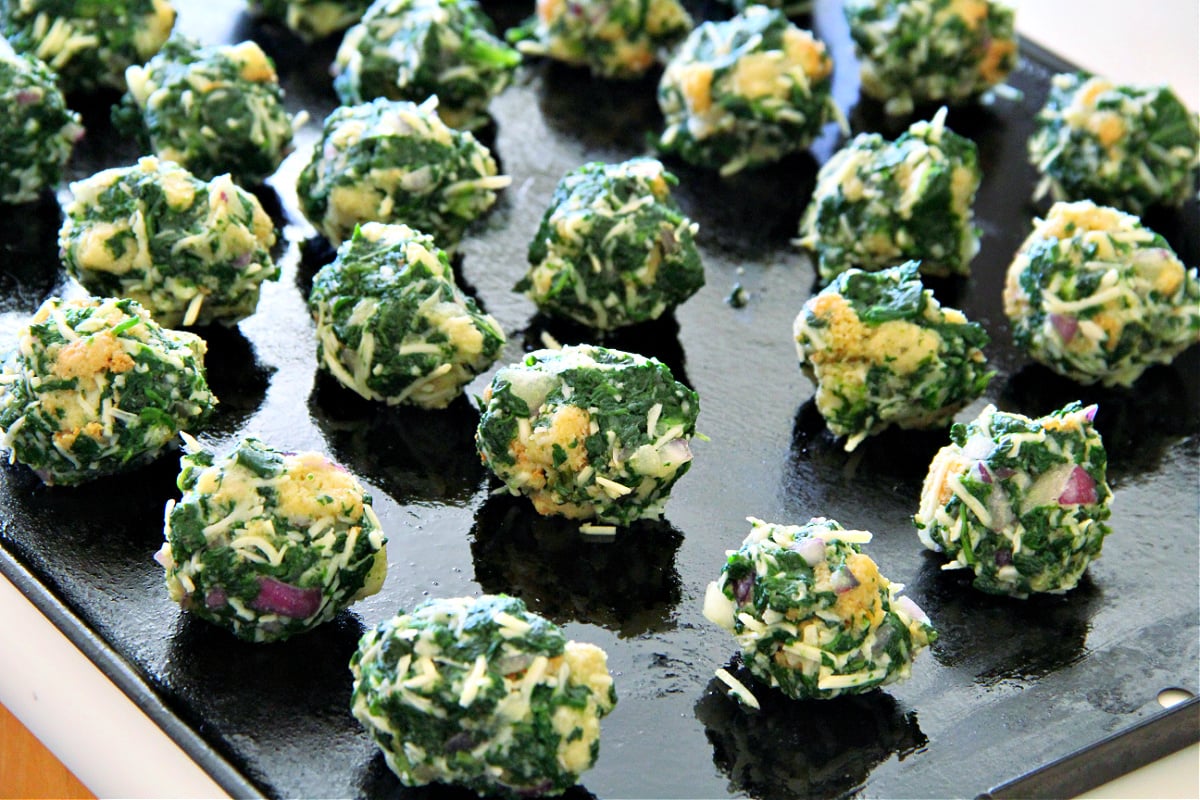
704,516,936,699
476,344,698,527
156,436,388,642
248,0,372,40
0,38,82,204
0,0,176,93
59,156,279,328
297,97,509,247
794,262,992,451
1003,201,1199,387
657,6,839,175
1028,72,1200,215
0,296,216,485
915,402,1112,598
844,0,1018,116
332,0,521,130
518,158,704,330
308,222,506,408
117,36,296,184
351,594,616,795
512,0,693,79
797,107,982,282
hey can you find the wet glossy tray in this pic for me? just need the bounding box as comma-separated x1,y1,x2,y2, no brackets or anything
1,1,1198,797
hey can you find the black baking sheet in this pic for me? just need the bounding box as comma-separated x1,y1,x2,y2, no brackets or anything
1,1,1198,798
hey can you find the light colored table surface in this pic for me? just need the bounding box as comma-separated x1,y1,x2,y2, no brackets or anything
2,3,1197,798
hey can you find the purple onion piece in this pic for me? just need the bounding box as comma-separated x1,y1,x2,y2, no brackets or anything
977,463,992,484
445,732,475,753
205,587,228,609
15,89,42,105
994,548,1013,567
251,576,322,618
831,565,859,594
793,536,826,567
893,595,930,625
1058,466,1098,505
732,574,754,605
1083,404,1098,422
1049,313,1078,342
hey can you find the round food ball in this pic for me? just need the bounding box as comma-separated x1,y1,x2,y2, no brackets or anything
1004,201,1199,387
794,261,993,451
248,0,372,40
332,0,521,130
117,36,296,184
844,0,1018,116
0,40,83,204
518,158,705,330
297,97,509,247
914,401,1113,597
1,0,176,93
657,7,838,175
797,107,981,282
513,0,692,79
0,296,216,486
703,516,937,699
1028,72,1200,215
156,436,388,642
350,595,616,795
308,222,506,408
59,156,279,328
476,344,698,526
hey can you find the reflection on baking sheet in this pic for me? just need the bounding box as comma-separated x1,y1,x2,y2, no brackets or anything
696,659,927,800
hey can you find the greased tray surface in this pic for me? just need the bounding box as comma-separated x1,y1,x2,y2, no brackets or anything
1,1,1198,798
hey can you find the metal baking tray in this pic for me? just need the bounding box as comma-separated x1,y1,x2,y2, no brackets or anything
1,1,1197,797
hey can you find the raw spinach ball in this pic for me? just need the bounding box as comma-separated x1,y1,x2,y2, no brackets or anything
332,0,521,130
350,595,616,796
794,262,993,451
703,516,936,699
511,0,692,79
657,6,839,175
797,107,981,282
1003,200,1199,387
297,97,509,247
914,402,1112,598
476,344,698,527
844,0,1018,116
117,36,296,184
0,38,83,204
247,0,372,40
308,222,506,408
1028,72,1200,215
156,436,388,642
59,156,279,328
0,296,216,485
0,0,176,93
518,158,705,330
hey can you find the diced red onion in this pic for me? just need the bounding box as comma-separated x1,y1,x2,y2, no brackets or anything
994,548,1013,567
251,576,322,618
1058,466,1098,505
794,536,826,567
660,438,692,466
831,565,859,594
15,89,42,105
732,574,754,605
1049,313,1078,342
205,587,228,609
1083,404,1098,422
445,732,474,753
893,595,930,625
977,463,992,484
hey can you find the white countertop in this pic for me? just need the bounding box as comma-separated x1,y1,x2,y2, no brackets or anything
1,2,1197,798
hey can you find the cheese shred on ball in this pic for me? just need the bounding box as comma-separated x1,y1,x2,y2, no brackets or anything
704,516,936,700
